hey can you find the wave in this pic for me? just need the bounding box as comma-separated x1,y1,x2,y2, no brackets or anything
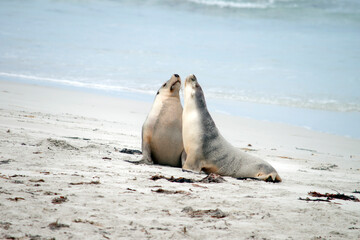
1,72,359,112
0,72,156,95
207,90,360,113
186,0,274,9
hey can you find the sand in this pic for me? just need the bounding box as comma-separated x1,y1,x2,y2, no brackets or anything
1,80,360,240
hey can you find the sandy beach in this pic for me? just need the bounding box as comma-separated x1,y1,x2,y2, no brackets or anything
1,80,360,240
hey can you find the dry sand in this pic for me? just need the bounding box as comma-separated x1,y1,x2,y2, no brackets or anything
1,80,360,240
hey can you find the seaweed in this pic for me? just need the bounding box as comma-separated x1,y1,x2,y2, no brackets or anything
119,148,142,155
51,196,68,204
151,188,187,194
308,191,359,202
69,180,100,185
48,220,70,230
299,191,360,203
182,206,227,218
150,173,226,184
150,175,195,183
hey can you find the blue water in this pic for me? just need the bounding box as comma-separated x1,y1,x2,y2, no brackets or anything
1,0,360,138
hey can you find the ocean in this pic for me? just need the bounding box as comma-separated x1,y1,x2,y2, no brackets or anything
1,0,359,138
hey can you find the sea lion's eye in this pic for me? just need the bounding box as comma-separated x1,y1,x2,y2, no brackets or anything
191,78,196,81
156,91,159,95
162,83,167,87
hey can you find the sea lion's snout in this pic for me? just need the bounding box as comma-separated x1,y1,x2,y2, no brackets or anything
170,74,181,91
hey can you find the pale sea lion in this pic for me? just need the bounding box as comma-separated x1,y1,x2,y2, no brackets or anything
140,74,186,167
182,74,281,182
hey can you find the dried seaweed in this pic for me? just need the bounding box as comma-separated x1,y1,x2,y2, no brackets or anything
73,218,102,227
298,197,331,202
0,159,12,165
150,175,195,183
308,191,359,202
7,197,25,202
119,148,142,155
29,179,45,183
151,188,186,194
182,206,227,218
51,196,68,204
48,220,69,230
0,221,12,230
150,173,226,184
69,180,100,185
64,136,91,141
199,173,226,183
299,191,360,203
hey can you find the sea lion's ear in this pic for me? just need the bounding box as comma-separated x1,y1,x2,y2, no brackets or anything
156,90,160,95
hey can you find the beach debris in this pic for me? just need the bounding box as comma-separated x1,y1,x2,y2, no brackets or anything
309,191,359,202
29,179,45,183
102,157,112,160
12,180,24,184
296,147,317,153
73,218,103,227
119,148,142,155
40,171,50,175
6,129,10,133
51,196,68,204
311,164,338,171
69,180,100,185
150,175,195,183
0,174,10,180
191,183,208,189
353,190,360,194
182,206,227,218
7,197,25,202
33,151,42,154
48,220,70,230
64,136,91,141
23,234,54,240
9,174,26,177
298,197,331,203
151,188,187,194
299,191,360,203
150,173,226,184
0,221,12,230
237,175,281,183
199,173,226,183
277,156,293,159
0,159,12,165
126,188,137,192
44,191,59,195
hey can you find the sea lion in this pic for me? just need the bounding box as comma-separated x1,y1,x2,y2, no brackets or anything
140,74,186,167
182,74,281,182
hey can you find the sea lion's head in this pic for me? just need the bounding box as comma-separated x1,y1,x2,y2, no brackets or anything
156,74,181,98
184,74,201,98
